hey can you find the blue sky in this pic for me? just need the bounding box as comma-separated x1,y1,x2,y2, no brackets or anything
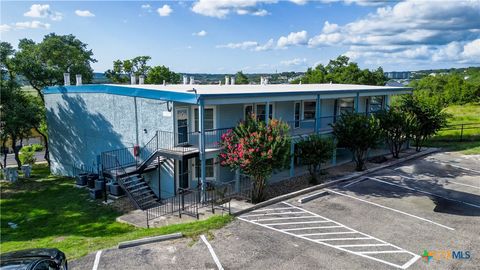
1,1,479,73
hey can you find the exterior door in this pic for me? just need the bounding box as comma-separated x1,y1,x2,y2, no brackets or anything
177,160,189,189
176,108,188,144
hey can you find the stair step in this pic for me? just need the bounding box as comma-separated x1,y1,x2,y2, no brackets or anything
124,177,143,184
139,198,158,208
132,189,153,198
137,194,156,202
129,186,150,193
124,181,145,189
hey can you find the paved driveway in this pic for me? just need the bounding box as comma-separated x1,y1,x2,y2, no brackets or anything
71,152,480,270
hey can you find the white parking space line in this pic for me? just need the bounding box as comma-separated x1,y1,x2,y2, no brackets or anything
92,250,102,270
315,237,372,241
263,220,332,226
200,235,224,270
427,159,480,174
359,250,409,254
239,202,420,269
369,177,480,209
394,170,480,190
282,226,337,231
299,231,357,236
343,178,367,188
242,211,305,217
448,181,480,189
325,188,455,231
256,216,318,221
337,244,390,248
251,207,296,212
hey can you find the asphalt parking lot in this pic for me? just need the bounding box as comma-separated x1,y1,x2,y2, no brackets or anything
71,152,480,270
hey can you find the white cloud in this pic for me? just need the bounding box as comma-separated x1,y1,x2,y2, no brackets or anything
24,4,62,21
141,4,152,12
157,5,173,16
0,24,12,32
75,10,95,17
277,30,308,48
290,0,308,5
193,30,207,37
320,0,392,6
217,39,275,51
252,9,269,16
217,41,259,50
192,0,276,18
280,58,307,66
308,0,480,66
309,0,480,48
254,39,275,51
14,21,51,30
462,39,480,59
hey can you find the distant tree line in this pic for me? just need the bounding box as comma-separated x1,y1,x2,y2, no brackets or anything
408,71,480,107
291,55,387,86
105,56,180,84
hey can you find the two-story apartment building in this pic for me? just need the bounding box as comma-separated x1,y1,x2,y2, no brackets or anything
44,80,411,206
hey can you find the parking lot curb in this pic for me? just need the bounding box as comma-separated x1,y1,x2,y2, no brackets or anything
233,148,439,216
117,232,183,249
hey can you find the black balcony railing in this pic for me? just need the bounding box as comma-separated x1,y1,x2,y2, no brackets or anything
101,147,136,171
286,116,335,136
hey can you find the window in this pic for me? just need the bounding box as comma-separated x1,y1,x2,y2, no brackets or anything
256,104,273,122
194,158,215,179
303,101,316,120
338,98,354,115
368,96,384,113
244,105,254,119
294,102,301,128
244,104,273,121
194,108,214,132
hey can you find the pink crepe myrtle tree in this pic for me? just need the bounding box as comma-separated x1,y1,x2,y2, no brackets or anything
218,114,291,203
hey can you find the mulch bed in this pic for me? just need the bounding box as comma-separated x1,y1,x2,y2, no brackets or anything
263,149,418,200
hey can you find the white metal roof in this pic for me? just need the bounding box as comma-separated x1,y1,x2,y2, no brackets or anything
107,83,409,96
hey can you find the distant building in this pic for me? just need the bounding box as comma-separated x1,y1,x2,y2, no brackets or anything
384,72,411,79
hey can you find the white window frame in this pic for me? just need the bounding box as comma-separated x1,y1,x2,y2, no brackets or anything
191,105,216,132
337,98,355,115
243,103,275,120
302,100,316,121
192,157,216,180
175,107,189,144
293,101,301,129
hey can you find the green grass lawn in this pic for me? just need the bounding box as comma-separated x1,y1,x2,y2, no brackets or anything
0,165,232,260
425,102,480,154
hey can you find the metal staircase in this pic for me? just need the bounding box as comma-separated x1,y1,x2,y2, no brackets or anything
120,175,160,210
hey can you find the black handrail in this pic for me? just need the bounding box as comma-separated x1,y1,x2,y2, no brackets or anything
137,131,159,169
111,156,142,210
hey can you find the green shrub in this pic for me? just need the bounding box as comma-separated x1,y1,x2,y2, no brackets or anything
377,108,416,158
20,150,36,165
331,112,382,171
296,134,335,184
21,145,33,152
31,143,44,152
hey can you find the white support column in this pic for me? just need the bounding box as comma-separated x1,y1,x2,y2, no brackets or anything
235,169,240,193
385,95,390,109
355,92,360,113
265,101,270,126
199,99,206,202
315,94,321,133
